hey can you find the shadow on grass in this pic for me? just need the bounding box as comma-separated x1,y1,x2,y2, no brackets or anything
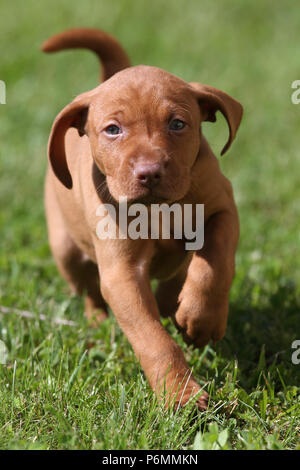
218,275,300,390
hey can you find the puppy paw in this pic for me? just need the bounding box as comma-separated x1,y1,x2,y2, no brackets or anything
175,390,209,411
163,376,209,411
84,297,108,327
174,300,227,348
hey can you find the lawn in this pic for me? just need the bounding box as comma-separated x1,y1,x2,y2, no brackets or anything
0,0,299,450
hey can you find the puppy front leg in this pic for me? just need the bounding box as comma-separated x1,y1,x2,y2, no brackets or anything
175,209,239,348
97,246,208,409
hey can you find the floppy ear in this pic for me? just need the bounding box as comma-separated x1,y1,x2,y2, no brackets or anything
48,90,96,188
189,82,243,155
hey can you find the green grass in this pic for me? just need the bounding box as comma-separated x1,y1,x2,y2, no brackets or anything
0,0,300,450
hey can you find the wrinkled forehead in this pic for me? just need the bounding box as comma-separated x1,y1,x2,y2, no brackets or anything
89,65,198,119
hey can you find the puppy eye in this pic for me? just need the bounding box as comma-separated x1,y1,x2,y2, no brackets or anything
105,124,121,135
169,119,186,131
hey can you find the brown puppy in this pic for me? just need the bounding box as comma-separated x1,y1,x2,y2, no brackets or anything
42,28,242,410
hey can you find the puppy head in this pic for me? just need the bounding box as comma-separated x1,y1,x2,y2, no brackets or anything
48,66,242,203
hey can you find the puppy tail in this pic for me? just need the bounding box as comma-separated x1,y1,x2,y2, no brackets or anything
41,28,131,82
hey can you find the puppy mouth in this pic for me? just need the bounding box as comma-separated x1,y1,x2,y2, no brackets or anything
118,184,186,206
130,191,171,205
95,176,170,205
97,171,185,206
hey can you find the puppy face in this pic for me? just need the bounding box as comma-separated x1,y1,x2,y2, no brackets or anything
87,66,202,203
48,65,242,200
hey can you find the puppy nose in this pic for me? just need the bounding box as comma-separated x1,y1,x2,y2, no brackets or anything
134,162,162,189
